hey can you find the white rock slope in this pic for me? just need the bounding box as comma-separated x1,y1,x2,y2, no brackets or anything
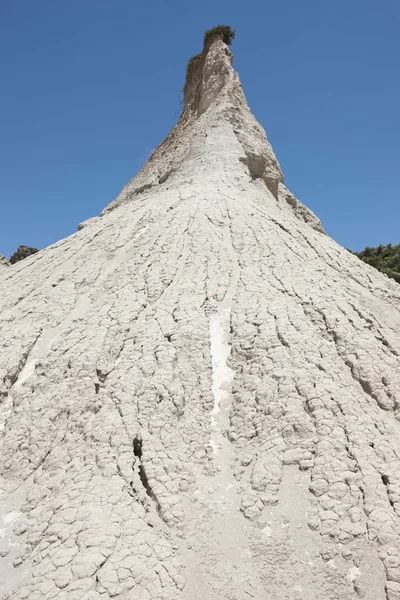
1,32,400,600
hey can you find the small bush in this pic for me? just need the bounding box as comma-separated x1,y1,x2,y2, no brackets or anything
204,25,235,46
186,53,202,75
9,245,39,264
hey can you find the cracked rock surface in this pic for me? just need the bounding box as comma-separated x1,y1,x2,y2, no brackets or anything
1,34,400,600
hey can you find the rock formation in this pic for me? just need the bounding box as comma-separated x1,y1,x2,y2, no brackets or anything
0,255,10,268
1,30,400,600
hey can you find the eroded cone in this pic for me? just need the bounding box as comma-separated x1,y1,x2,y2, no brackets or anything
1,29,399,600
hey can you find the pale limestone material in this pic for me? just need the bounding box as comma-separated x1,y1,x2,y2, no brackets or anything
77,217,101,231
1,34,400,600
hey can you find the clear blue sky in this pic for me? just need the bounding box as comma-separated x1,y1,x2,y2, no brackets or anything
1,0,399,258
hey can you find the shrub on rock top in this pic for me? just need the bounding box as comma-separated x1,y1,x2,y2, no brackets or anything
186,26,235,77
9,245,39,264
204,25,236,46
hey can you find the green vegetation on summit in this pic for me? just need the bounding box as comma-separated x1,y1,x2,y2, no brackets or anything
186,25,235,76
9,245,39,264
203,25,235,46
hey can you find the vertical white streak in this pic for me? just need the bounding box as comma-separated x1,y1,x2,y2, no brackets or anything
209,307,234,453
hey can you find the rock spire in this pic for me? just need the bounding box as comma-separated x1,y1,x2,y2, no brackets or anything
103,30,323,233
1,30,400,600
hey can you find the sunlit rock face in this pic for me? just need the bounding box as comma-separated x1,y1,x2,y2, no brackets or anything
1,32,400,600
